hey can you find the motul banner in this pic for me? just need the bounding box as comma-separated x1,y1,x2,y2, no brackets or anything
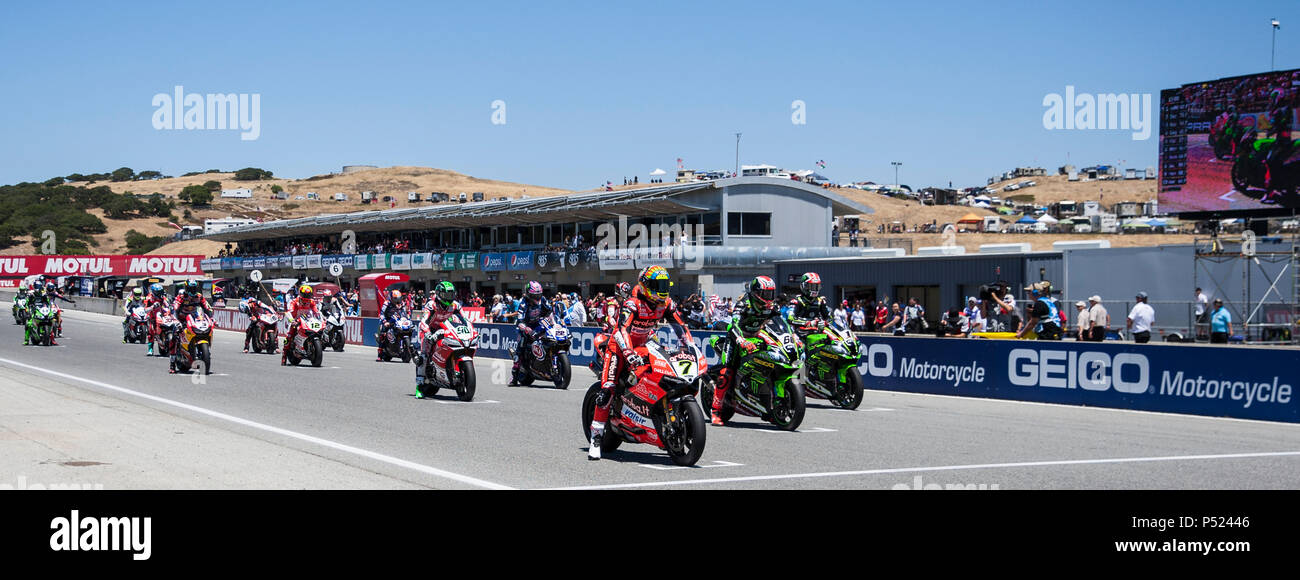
0,255,204,277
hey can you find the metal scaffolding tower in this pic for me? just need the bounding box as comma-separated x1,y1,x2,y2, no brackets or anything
1193,234,1298,344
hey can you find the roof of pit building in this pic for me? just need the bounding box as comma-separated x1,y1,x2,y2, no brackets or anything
203,177,874,242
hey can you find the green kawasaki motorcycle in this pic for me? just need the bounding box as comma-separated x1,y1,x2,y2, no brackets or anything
795,321,865,410
701,316,806,431
25,303,57,346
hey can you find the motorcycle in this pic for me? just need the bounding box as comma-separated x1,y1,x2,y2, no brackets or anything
250,310,281,354
124,305,150,344
25,303,57,346
796,321,865,410
324,308,346,352
1209,117,1245,160
171,311,214,374
12,295,29,325
580,339,708,466
378,311,416,363
284,313,326,367
700,316,807,431
415,314,479,401
1231,132,1300,196
153,306,182,358
512,317,573,389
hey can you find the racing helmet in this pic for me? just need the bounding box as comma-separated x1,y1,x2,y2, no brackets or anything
637,265,670,304
298,284,314,299
132,287,143,298
390,289,403,302
799,272,821,298
747,276,778,312
526,281,544,302
435,281,456,308
614,282,632,300
150,283,164,295
185,280,200,295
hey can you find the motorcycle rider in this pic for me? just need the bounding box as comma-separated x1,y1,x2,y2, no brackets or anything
376,288,408,362
143,283,168,356
588,266,695,460
170,281,214,371
282,284,322,365
787,272,831,334
121,287,146,343
415,281,464,399
509,281,554,385
599,282,631,333
1265,88,1294,197
23,282,62,345
240,295,278,353
42,281,75,337
710,276,782,426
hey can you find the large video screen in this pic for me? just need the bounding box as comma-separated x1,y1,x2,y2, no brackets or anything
1158,68,1300,213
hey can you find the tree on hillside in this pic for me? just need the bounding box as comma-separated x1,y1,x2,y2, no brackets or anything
189,188,214,206
234,167,273,181
270,184,283,194
111,167,136,182
65,173,86,182
137,170,163,180
202,180,222,192
125,229,167,254
44,177,65,187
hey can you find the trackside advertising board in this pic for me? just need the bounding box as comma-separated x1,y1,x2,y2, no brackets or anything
0,255,204,277
466,324,1298,423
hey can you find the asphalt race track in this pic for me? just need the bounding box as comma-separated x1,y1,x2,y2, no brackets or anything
2,307,1299,490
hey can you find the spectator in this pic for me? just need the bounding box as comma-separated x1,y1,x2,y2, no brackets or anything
962,297,985,334
935,308,968,337
1195,287,1209,324
874,300,887,332
851,303,866,332
849,227,859,247
1209,299,1233,344
1127,291,1155,343
1074,300,1090,341
831,224,839,247
1087,295,1109,342
881,303,904,335
1015,281,1062,340
833,300,849,329
903,297,926,334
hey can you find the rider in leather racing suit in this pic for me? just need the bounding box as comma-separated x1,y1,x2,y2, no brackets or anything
710,276,782,426
282,284,321,365
143,283,169,355
786,272,831,335
241,296,278,353
121,287,146,343
415,281,464,398
587,266,694,460
376,289,409,361
509,281,554,385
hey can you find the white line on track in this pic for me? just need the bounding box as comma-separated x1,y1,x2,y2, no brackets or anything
432,399,501,405
0,357,514,490
546,450,1300,490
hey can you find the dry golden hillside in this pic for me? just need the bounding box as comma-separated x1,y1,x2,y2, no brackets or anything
2,166,574,255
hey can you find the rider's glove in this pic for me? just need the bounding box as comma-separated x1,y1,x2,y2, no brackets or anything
625,352,643,368
739,339,759,354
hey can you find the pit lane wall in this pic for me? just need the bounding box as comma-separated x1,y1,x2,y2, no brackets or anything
464,322,1298,424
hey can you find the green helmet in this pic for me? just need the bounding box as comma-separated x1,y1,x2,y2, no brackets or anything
435,281,456,308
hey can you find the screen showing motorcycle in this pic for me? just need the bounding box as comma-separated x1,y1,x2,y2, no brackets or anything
1158,68,1300,214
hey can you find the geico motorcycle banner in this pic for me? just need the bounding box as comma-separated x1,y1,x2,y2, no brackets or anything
211,308,367,345
858,337,1298,423
0,255,205,277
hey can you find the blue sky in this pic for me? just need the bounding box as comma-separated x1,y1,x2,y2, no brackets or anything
0,0,1295,190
